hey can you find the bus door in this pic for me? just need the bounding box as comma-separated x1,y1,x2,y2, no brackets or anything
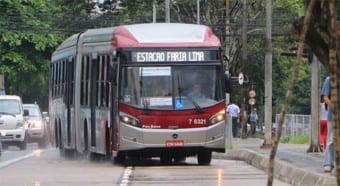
110,56,118,152
90,54,98,147
65,57,74,146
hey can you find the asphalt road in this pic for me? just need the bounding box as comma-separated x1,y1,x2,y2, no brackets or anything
0,143,292,186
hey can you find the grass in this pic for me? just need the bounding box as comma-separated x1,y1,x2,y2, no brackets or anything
279,135,309,144
252,133,310,144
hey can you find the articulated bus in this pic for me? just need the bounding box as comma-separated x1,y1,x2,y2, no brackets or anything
49,23,229,165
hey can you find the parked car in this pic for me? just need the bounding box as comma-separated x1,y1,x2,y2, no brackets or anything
23,103,48,148
0,95,27,150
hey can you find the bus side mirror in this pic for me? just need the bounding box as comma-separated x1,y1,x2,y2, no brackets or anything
225,72,232,93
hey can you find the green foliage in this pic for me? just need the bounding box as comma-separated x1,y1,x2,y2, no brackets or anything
0,0,65,110
0,0,315,114
275,0,305,16
280,135,309,144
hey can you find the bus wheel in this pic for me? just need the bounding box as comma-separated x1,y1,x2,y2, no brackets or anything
113,153,126,164
60,148,76,159
197,150,212,165
160,154,172,165
89,152,104,162
174,156,186,163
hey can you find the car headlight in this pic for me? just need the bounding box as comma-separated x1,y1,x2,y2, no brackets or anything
32,121,43,128
209,109,226,126
16,121,24,128
119,112,140,127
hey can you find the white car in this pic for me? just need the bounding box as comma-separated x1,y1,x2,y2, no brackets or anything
23,103,48,148
0,95,27,150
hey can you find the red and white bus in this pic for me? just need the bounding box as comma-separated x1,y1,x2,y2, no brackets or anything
49,23,229,165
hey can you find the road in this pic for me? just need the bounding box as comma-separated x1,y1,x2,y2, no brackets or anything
0,144,291,186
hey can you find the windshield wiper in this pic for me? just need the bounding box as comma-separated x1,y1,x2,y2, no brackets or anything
186,96,203,114
177,74,183,101
0,112,16,117
176,74,203,114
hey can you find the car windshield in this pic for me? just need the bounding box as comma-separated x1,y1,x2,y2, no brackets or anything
24,106,41,117
119,65,224,110
0,99,21,114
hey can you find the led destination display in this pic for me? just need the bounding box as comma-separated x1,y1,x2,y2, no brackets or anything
131,51,211,62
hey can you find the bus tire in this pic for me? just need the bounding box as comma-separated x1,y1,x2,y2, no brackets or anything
113,153,126,164
197,150,211,165
160,154,172,165
174,156,186,163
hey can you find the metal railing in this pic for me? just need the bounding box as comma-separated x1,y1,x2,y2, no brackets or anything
273,114,311,137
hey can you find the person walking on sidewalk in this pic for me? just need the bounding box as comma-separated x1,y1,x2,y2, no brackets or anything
321,76,334,173
227,101,240,138
320,102,328,150
249,108,258,136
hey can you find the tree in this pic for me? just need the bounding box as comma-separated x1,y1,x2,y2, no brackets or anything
270,0,340,185
292,0,340,184
0,0,65,109
267,1,316,185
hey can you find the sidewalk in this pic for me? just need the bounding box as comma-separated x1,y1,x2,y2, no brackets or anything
213,138,336,186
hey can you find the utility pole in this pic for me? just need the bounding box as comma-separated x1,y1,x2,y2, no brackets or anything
225,0,233,147
262,0,272,147
165,0,170,23
0,74,5,95
153,1,157,23
240,0,248,139
197,0,200,24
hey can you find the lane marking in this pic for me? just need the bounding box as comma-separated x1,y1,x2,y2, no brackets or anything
119,166,133,186
0,148,52,169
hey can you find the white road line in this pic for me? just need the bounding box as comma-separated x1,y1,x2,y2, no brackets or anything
119,166,133,186
0,149,52,169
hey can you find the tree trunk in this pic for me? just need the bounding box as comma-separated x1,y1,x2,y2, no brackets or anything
292,0,340,184
267,1,317,185
328,1,340,184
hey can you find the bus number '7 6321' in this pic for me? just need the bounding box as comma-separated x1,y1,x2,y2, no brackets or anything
189,118,206,125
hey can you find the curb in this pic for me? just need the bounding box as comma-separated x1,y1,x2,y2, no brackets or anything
213,149,336,186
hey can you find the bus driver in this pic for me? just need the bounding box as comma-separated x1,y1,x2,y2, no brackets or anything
187,84,205,99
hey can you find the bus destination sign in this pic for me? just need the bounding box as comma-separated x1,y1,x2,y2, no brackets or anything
132,51,210,62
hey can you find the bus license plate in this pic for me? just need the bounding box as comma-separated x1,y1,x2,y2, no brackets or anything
165,140,184,147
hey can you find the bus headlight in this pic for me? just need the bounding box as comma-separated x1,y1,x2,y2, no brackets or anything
209,109,225,126
119,112,140,127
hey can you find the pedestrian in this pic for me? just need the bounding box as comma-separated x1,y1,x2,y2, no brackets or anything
321,76,333,173
227,101,240,138
249,108,258,136
319,102,328,150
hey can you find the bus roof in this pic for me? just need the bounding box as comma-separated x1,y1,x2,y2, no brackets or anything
113,23,221,47
52,23,220,60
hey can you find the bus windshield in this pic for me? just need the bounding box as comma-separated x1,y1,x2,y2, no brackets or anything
119,65,224,110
